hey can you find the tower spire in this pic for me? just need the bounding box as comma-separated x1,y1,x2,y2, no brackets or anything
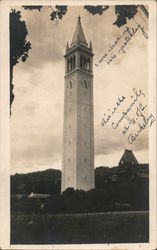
71,16,88,47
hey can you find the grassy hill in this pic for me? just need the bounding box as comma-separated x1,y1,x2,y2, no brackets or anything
11,211,149,244
11,168,61,195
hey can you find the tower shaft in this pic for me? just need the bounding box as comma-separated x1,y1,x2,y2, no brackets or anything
61,17,95,192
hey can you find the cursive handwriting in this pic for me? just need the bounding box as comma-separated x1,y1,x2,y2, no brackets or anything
95,22,148,67
101,88,145,128
122,102,147,136
101,96,126,126
111,88,145,129
118,24,148,54
128,113,156,144
100,88,156,144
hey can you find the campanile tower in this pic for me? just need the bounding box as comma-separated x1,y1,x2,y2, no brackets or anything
61,17,95,192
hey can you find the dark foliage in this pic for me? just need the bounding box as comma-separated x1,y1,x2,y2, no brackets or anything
22,6,68,20
10,5,139,113
84,5,109,15
10,9,31,112
11,166,149,215
84,5,138,28
10,6,67,113
11,212,149,244
11,169,61,195
50,6,67,20
23,6,43,11
113,5,138,27
11,196,41,215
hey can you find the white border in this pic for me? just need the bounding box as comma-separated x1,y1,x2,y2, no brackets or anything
0,1,156,249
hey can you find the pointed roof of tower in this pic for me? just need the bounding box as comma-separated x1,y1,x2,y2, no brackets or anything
66,42,69,51
89,41,93,50
119,149,139,165
71,16,88,47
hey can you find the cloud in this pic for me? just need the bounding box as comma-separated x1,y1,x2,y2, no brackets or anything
11,6,149,173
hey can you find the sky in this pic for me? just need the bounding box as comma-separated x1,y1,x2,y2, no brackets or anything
11,5,149,174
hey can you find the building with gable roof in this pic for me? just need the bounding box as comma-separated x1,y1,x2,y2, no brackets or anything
119,149,139,169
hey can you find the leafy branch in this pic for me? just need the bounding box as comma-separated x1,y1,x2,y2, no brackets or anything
10,9,31,113
113,5,138,27
22,5,68,20
84,5,109,15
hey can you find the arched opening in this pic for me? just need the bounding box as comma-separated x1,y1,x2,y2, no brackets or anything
70,57,72,70
87,58,90,71
84,57,87,70
80,55,83,68
67,59,70,72
73,55,75,69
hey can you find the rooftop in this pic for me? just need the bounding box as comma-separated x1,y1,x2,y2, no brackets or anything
119,149,139,165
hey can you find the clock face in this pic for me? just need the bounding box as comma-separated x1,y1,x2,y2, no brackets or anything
82,80,89,88
67,81,72,89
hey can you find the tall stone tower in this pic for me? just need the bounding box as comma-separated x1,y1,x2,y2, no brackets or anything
61,17,95,192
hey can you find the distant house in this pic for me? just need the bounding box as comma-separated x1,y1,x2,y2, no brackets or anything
118,149,139,169
95,150,149,185
28,192,50,199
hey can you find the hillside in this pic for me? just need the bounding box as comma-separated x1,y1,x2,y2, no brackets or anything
11,169,61,195
11,165,149,214
11,165,149,195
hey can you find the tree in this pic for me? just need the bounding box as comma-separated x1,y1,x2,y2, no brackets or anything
9,5,143,113
10,6,68,113
10,9,31,113
50,6,68,20
84,5,109,15
113,5,138,27
23,6,43,12
84,5,138,28
23,5,140,27
22,5,68,20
